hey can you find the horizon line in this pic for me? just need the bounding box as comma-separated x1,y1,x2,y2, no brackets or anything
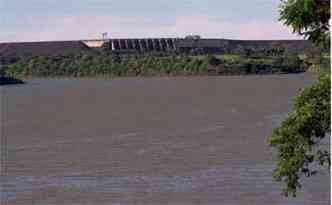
0,37,307,44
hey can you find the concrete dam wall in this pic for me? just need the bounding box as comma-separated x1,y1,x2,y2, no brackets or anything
107,38,177,51
0,41,91,57
0,38,319,57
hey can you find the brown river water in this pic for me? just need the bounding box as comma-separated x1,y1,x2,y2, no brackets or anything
1,74,330,205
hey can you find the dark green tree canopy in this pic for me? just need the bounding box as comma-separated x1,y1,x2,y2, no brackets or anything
269,0,331,197
268,74,330,196
279,0,330,48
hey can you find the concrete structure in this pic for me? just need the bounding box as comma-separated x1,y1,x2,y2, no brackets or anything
0,41,91,57
0,38,320,57
82,40,107,48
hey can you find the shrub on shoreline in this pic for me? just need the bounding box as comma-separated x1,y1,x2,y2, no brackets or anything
0,69,24,85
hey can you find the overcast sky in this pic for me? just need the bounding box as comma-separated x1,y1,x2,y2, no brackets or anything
1,0,302,42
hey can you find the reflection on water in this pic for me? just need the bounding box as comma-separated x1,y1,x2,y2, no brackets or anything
1,74,330,204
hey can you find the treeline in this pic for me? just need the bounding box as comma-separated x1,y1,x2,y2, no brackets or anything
0,53,311,78
2,53,208,77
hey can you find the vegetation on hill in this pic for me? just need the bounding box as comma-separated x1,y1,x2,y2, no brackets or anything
1,52,319,78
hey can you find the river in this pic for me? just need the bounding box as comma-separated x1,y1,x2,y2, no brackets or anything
1,74,330,204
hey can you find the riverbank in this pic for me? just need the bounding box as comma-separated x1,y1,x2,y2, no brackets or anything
0,76,24,85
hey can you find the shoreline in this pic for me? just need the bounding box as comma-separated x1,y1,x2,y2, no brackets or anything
0,76,24,85
20,71,309,81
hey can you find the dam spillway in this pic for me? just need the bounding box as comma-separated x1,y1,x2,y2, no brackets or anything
107,38,177,52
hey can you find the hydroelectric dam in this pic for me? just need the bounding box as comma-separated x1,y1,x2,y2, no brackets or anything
0,37,320,57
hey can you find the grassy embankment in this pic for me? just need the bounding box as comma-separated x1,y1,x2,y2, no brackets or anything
1,52,328,78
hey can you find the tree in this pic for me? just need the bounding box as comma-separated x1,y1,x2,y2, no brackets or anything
268,0,330,197
279,0,330,48
268,74,330,196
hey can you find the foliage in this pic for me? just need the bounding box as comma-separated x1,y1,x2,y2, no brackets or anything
205,55,221,66
0,65,24,85
268,0,331,197
1,53,307,78
304,53,331,72
268,73,330,196
279,0,330,48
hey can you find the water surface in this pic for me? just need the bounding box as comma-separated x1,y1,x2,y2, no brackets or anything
1,74,330,204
